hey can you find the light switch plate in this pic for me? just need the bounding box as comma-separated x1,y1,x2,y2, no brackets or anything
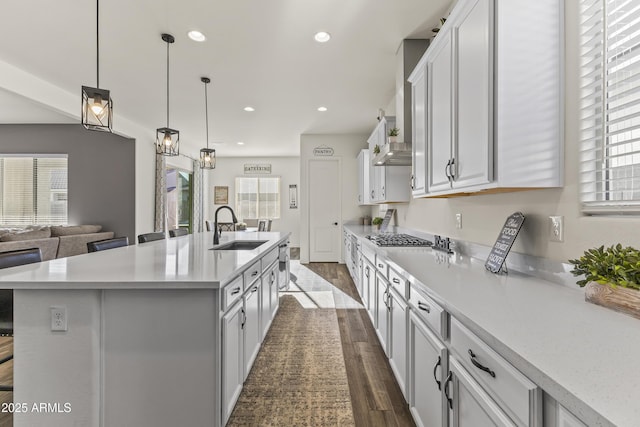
549,216,564,242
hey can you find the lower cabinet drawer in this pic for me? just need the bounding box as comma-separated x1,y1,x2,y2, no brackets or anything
243,260,261,289
222,276,243,311
450,318,542,427
409,283,447,340
261,248,278,272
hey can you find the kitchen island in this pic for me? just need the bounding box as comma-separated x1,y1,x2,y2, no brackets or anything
0,231,290,427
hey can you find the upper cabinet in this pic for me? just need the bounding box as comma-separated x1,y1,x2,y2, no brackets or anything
367,117,411,203
357,149,373,206
408,0,563,198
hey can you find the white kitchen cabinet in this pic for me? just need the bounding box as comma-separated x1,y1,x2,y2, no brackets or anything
388,287,408,399
448,357,516,427
261,262,278,339
243,282,261,381
410,311,448,427
375,271,389,356
357,149,373,205
408,0,562,197
557,405,587,427
222,299,244,425
410,59,428,197
361,257,373,311
269,264,279,320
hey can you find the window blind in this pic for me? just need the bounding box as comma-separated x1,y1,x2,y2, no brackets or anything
235,177,280,221
0,155,68,226
580,0,640,213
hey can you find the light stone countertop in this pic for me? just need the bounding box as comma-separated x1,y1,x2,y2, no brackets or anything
345,224,636,427
0,231,290,289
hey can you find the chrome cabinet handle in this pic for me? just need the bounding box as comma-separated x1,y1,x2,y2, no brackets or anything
445,159,452,181
241,308,246,329
251,271,258,277
392,278,400,284
433,355,442,391
468,349,496,378
418,301,431,313
444,371,453,409
231,287,240,295
270,271,275,284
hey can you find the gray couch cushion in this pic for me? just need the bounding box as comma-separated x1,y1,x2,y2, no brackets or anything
0,238,59,261
0,227,52,242
51,225,102,237
56,231,115,258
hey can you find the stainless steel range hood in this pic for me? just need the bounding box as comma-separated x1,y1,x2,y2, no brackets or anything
372,39,428,166
372,142,413,166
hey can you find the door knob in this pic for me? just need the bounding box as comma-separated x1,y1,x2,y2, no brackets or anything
333,222,338,226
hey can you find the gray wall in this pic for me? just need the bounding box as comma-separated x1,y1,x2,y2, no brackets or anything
0,124,136,242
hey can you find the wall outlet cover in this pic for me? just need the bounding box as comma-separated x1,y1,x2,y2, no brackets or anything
50,306,68,332
549,216,564,243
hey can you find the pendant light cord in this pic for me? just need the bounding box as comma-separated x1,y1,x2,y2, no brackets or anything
166,40,170,127
204,81,209,149
96,0,100,88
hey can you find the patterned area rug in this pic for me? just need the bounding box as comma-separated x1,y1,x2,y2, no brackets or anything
227,295,355,426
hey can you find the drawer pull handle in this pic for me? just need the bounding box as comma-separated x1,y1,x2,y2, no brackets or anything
418,301,431,313
241,308,246,329
444,371,453,409
271,271,275,283
231,287,241,295
392,278,400,284
251,271,258,277
378,263,384,268
468,349,496,378
433,355,442,391
252,286,258,293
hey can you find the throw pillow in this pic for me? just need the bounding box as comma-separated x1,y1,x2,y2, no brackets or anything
0,227,52,242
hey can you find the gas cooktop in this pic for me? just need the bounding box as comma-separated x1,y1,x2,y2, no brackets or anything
366,233,433,247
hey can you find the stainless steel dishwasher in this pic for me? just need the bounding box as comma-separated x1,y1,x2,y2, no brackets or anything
278,240,290,290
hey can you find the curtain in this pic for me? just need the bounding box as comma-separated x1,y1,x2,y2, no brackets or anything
192,159,203,233
154,154,167,232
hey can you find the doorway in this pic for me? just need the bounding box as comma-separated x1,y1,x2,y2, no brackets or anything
166,167,193,233
308,158,341,262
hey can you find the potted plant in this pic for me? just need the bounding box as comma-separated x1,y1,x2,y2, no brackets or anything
569,244,640,319
388,128,400,144
372,217,383,230
235,222,247,231
373,144,380,155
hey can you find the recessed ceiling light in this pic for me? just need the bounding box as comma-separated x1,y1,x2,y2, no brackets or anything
187,30,206,42
314,31,331,43
243,106,255,112
317,106,328,112
237,142,245,145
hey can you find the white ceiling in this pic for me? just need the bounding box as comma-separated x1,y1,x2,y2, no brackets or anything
1,0,451,157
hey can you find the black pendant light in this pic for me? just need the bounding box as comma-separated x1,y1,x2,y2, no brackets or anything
199,77,216,169
81,0,113,132
156,33,179,156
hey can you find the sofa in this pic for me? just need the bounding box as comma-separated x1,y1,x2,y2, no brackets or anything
0,225,115,261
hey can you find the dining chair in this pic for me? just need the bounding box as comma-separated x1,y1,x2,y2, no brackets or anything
244,219,258,228
205,220,214,231
87,237,129,252
258,220,267,231
137,232,166,244
266,219,273,231
169,228,188,237
0,247,42,392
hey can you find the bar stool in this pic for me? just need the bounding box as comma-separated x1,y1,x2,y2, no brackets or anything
137,232,166,244
169,228,188,237
87,237,129,252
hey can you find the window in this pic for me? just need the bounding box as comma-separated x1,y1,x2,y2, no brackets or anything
580,0,640,213
0,155,68,226
235,177,280,220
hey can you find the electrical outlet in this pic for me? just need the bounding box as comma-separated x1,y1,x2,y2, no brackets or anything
455,213,462,229
549,216,564,242
50,306,67,332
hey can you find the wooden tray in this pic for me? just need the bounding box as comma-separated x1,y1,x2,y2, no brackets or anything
585,282,640,320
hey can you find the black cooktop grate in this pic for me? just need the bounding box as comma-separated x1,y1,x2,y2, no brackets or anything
366,233,433,247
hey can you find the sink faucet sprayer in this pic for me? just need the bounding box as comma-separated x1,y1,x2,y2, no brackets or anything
213,206,238,245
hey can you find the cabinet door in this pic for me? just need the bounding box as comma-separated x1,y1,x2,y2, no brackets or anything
375,273,389,356
269,265,279,319
452,0,492,189
260,275,269,340
449,357,516,427
428,29,454,193
361,259,371,309
412,63,428,196
243,283,261,381
358,150,372,205
222,300,244,424
410,311,448,427
557,405,587,427
389,288,408,399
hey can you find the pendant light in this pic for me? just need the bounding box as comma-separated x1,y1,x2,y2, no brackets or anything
199,77,216,169
81,0,113,132
156,33,179,156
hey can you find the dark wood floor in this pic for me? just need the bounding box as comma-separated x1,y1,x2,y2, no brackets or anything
305,262,416,427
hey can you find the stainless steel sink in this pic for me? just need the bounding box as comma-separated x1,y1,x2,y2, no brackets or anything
211,240,268,251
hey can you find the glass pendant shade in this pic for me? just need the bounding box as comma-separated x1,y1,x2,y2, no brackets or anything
82,86,113,132
156,127,180,156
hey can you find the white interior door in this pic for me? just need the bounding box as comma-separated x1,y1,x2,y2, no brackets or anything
309,159,341,262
